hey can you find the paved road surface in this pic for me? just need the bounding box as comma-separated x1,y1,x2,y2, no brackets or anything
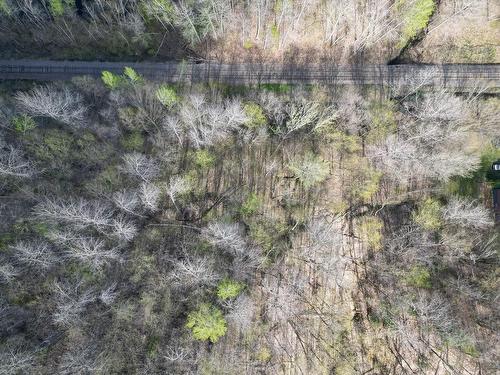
0,60,498,90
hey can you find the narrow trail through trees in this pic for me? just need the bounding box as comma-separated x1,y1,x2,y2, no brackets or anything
0,60,498,90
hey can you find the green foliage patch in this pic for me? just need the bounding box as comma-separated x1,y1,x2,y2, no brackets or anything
186,303,227,343
101,71,124,90
192,149,215,170
121,131,145,152
0,0,11,15
11,114,36,134
243,102,267,129
405,265,432,289
241,193,262,216
366,100,397,144
398,0,436,48
123,67,142,83
217,279,245,300
358,216,383,251
413,197,442,230
156,85,179,108
49,0,65,17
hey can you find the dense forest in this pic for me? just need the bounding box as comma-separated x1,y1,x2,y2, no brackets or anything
0,67,498,374
0,0,498,63
0,1,499,375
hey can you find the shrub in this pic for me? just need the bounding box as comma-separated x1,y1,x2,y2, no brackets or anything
11,114,36,134
446,331,479,357
241,193,261,216
317,128,362,154
256,346,272,362
366,100,396,144
405,265,432,289
344,156,382,202
413,198,442,230
244,102,267,129
288,152,329,189
193,149,215,170
156,85,179,108
121,131,145,152
217,279,244,300
146,335,160,358
249,219,289,261
28,129,72,163
358,216,383,251
186,303,227,343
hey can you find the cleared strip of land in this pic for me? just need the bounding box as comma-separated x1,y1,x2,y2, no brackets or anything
0,60,498,90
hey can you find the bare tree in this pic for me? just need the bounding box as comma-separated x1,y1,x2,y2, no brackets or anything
161,115,183,145
202,222,246,255
180,94,247,148
162,345,192,363
15,85,86,125
301,216,350,288
232,246,263,280
166,175,191,211
0,341,35,375
170,257,218,287
112,190,142,216
58,342,107,375
0,145,35,178
226,294,255,332
52,282,95,327
139,182,161,213
35,198,137,242
99,283,118,306
367,94,480,183
468,234,498,264
34,198,112,230
409,293,454,334
62,236,120,270
10,240,55,270
282,100,320,137
304,216,344,253
263,279,303,322
0,262,18,284
121,153,160,182
129,85,166,132
405,91,465,123
442,198,493,230
111,215,138,242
